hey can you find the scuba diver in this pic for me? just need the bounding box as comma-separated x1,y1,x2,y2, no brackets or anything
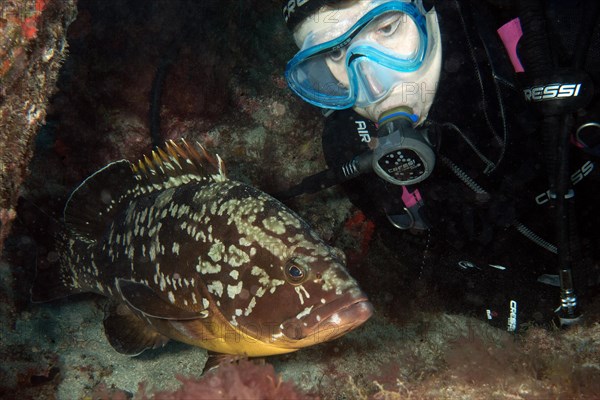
278,0,600,330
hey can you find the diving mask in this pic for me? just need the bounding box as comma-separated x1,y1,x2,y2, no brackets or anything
285,0,433,110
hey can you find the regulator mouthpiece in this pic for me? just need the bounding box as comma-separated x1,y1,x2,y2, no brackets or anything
374,107,435,185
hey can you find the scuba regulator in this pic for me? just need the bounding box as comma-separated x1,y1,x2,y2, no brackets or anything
275,107,435,193
373,108,436,186
275,107,436,230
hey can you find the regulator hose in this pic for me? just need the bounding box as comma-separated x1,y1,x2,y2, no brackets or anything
517,0,599,325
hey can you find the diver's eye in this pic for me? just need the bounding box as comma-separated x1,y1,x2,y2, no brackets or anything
328,48,345,62
377,15,402,37
285,259,307,284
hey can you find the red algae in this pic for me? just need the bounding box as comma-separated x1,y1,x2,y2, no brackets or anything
139,360,314,400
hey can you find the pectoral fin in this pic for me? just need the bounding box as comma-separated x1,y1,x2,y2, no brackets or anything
103,302,170,355
117,279,205,320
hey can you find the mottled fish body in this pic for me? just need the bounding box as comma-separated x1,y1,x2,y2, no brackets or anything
32,140,373,356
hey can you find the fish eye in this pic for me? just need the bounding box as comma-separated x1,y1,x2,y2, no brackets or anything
288,265,304,280
285,259,307,284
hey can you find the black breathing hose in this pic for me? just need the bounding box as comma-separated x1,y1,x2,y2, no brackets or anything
517,0,552,75
273,151,373,200
516,0,599,324
149,57,170,149
517,0,557,188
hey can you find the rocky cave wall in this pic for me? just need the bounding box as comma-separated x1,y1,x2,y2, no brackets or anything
0,0,77,252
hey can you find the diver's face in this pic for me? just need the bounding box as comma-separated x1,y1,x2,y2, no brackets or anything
293,1,442,124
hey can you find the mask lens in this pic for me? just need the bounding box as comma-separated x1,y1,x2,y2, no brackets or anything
286,54,351,107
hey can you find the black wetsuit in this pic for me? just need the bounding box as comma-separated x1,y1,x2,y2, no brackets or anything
321,0,600,329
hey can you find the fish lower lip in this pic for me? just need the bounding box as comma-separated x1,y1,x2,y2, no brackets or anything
282,295,373,341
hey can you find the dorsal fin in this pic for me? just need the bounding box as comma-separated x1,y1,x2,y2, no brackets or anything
63,140,227,238
131,139,227,185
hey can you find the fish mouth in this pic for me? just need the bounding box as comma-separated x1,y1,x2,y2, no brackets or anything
281,292,374,343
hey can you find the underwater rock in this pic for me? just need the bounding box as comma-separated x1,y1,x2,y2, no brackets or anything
0,0,77,252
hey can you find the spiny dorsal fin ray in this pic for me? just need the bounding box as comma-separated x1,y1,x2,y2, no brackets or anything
131,139,226,184
63,140,227,238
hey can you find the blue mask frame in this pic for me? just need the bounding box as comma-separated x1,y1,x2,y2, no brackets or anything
285,1,429,109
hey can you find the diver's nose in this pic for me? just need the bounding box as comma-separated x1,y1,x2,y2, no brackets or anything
350,56,396,107
355,57,387,100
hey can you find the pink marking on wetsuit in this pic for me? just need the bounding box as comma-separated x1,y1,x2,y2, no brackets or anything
497,18,525,73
